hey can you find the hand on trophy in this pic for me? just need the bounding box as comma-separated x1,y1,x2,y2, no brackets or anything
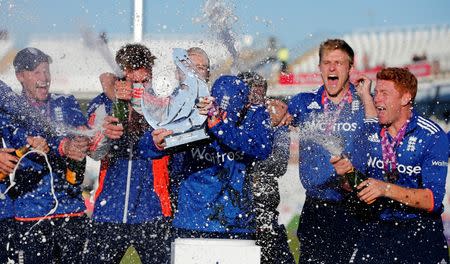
152,128,174,150
196,96,217,116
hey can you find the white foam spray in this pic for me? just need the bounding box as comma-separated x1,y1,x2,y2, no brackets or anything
295,112,345,157
80,26,124,78
199,0,239,71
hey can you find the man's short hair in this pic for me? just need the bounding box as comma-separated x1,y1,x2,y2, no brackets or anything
319,39,354,66
13,47,52,73
376,67,418,102
115,43,156,71
187,47,210,66
237,71,267,94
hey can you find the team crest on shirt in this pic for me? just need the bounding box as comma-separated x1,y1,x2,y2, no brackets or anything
220,95,230,110
307,101,321,110
368,133,380,143
54,107,64,122
351,100,360,113
406,136,417,152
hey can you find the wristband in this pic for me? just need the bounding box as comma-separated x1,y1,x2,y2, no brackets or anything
58,138,69,157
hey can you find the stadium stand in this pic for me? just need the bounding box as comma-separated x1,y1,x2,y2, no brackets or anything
291,25,450,74
0,33,231,99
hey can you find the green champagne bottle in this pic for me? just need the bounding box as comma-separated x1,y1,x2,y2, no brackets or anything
113,99,129,123
345,167,367,191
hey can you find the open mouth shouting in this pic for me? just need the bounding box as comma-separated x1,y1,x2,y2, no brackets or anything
327,75,339,87
376,105,387,119
34,80,50,100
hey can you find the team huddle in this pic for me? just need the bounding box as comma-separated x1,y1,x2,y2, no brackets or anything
0,38,448,264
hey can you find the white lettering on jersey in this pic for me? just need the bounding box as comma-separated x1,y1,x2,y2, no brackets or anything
367,156,422,176
432,160,448,167
351,100,360,113
304,121,358,132
191,148,244,164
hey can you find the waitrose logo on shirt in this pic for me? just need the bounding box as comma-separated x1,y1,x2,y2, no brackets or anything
191,148,244,164
304,121,358,132
432,160,448,167
367,156,422,176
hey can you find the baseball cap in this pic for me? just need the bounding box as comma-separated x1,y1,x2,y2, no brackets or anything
13,47,52,72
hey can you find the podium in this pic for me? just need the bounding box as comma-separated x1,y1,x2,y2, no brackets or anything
171,238,261,264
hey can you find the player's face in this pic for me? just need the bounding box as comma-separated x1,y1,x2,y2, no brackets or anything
125,67,152,86
374,80,409,126
16,62,51,102
189,53,210,82
319,49,352,98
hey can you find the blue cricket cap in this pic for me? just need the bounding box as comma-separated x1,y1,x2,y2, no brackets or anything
13,47,52,73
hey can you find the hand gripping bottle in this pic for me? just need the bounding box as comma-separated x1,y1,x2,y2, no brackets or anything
345,167,367,191
0,144,31,181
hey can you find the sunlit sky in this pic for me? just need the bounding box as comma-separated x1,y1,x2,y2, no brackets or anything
1,0,450,51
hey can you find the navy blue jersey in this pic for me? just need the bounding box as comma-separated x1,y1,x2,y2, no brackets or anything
0,183,13,219
352,112,448,220
0,114,30,219
447,131,450,157
171,105,272,233
87,93,164,224
6,93,87,219
288,85,366,201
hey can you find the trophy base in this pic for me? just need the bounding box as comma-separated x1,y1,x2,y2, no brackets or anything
164,128,209,149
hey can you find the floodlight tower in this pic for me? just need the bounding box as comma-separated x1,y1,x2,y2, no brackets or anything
134,0,143,43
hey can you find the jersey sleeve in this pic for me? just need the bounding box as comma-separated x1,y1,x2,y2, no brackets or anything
287,94,306,127
64,95,88,127
208,107,273,160
420,130,448,213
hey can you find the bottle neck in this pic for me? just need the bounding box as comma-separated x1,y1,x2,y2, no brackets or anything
16,144,31,158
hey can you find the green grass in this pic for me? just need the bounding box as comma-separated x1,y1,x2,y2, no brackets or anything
120,246,141,264
286,214,300,264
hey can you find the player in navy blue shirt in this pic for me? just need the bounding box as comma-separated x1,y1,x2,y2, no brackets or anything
0,118,49,263
332,67,449,263
280,39,376,263
7,47,90,263
84,44,171,264
151,75,272,239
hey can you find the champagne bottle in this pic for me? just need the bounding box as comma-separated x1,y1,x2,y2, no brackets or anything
113,99,129,123
66,157,86,185
345,167,367,191
0,144,31,180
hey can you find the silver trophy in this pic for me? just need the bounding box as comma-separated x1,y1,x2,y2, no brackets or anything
141,48,210,149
